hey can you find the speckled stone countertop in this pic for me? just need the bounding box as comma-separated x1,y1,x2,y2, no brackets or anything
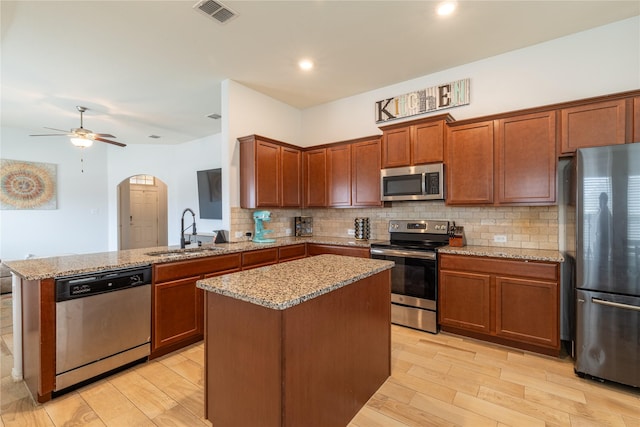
438,245,564,262
196,254,394,310
2,237,377,280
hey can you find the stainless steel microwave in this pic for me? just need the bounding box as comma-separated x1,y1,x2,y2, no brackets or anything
380,164,445,201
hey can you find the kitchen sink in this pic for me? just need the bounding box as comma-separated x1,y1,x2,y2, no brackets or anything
145,247,223,257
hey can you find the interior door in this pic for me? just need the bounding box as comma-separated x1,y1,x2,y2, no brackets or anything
130,186,159,249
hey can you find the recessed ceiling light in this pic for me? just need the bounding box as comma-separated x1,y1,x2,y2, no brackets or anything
437,1,456,16
298,59,314,71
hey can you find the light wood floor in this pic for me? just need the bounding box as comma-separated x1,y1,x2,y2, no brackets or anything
1,293,639,426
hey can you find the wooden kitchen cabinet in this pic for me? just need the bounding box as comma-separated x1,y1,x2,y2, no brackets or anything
239,135,301,208
307,243,370,258
303,148,327,207
327,144,352,207
634,96,640,142
494,111,556,205
351,137,382,207
445,120,494,205
560,99,627,154
278,243,306,262
438,253,560,355
242,247,279,270
152,253,241,357
380,114,454,167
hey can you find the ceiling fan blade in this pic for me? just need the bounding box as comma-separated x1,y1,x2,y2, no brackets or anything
94,133,116,138
94,137,126,147
30,133,70,137
44,127,71,133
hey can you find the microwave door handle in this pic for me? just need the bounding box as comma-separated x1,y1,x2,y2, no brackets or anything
421,172,427,195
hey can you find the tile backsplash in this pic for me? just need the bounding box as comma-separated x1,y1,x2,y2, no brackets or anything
231,202,559,250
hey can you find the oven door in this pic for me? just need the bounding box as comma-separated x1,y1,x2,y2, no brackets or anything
370,248,437,310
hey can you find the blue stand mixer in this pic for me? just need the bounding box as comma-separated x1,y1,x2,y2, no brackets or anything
252,210,276,243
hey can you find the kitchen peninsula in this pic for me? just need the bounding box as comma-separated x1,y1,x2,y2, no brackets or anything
196,254,394,427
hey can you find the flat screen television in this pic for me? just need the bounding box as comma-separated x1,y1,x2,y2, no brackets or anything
197,168,222,219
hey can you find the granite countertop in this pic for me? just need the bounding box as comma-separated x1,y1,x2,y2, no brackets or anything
2,236,377,280
438,245,564,262
196,254,394,310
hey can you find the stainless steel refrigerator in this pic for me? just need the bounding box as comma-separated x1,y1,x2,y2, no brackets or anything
567,143,640,388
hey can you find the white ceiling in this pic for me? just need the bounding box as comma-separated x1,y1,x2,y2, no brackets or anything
2,1,639,146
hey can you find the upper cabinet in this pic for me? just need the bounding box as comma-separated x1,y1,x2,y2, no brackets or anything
559,99,626,155
351,137,382,207
446,120,495,205
494,111,556,205
634,96,640,142
303,148,327,208
380,114,454,168
446,111,557,206
327,144,352,207
239,135,301,209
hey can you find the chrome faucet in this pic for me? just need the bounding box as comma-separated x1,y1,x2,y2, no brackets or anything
180,208,197,249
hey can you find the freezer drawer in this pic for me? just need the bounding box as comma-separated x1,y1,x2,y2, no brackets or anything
575,289,640,388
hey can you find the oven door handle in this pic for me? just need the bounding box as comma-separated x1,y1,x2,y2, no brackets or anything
370,248,436,260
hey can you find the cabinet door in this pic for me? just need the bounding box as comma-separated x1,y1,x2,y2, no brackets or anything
445,121,494,205
351,138,381,207
381,127,411,168
303,148,327,207
439,270,491,333
494,111,556,205
412,121,444,164
256,140,281,207
634,96,640,143
495,276,559,349
560,99,626,154
153,276,203,352
281,146,301,207
327,145,352,206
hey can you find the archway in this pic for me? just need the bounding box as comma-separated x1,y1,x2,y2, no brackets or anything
118,175,168,250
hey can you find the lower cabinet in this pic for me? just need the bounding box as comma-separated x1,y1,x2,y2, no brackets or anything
152,253,241,358
307,243,370,258
438,254,560,355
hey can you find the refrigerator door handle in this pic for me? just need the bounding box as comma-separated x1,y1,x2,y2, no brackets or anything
592,297,640,312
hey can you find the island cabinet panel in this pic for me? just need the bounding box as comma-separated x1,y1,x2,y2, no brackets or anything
327,144,352,206
204,270,391,427
445,120,494,205
239,135,302,209
307,243,370,258
278,243,306,262
242,247,279,269
22,277,56,403
494,111,556,205
303,148,327,207
560,99,627,155
351,137,382,207
151,253,241,358
438,254,560,356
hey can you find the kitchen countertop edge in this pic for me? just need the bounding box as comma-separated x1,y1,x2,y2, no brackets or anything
438,245,564,262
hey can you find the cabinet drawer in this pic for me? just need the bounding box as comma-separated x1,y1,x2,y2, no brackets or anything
242,248,279,269
278,244,306,262
154,253,241,282
439,254,558,281
307,244,370,258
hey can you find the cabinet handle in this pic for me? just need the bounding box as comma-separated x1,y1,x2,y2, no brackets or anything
592,297,640,312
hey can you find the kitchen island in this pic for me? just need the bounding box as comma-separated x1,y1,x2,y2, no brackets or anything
196,254,394,427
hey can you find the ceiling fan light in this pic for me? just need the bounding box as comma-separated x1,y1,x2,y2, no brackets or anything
70,136,93,148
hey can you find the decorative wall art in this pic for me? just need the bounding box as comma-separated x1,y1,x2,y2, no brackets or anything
0,159,57,210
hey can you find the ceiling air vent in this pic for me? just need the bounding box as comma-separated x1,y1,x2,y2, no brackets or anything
193,0,238,24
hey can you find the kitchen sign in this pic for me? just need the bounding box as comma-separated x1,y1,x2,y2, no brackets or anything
375,78,470,123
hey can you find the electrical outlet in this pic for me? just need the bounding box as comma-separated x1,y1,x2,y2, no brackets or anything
347,228,355,236
494,234,507,243
235,231,244,239
285,228,292,236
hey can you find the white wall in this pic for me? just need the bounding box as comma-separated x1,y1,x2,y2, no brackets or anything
0,127,109,260
300,16,640,146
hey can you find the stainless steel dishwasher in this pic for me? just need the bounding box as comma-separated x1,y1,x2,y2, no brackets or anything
55,265,152,391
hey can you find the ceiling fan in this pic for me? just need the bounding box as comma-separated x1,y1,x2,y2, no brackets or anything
30,106,126,147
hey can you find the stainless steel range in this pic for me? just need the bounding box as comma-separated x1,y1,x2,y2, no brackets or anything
370,219,450,333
